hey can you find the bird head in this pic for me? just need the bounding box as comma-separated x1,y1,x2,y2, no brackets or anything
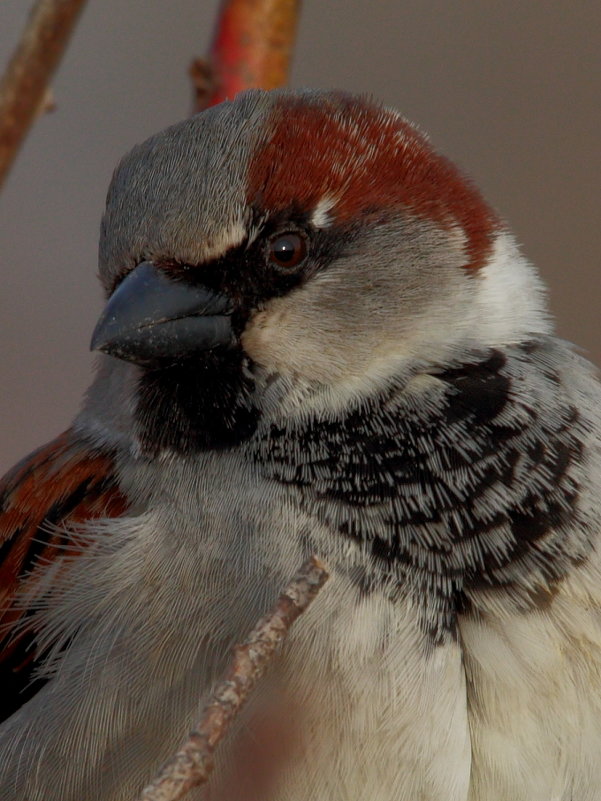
87,89,550,454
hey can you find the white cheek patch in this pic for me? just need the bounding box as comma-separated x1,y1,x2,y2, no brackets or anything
311,195,339,229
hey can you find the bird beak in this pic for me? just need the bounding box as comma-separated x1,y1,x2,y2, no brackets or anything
90,261,234,367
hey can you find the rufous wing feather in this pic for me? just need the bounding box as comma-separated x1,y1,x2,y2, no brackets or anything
0,430,126,722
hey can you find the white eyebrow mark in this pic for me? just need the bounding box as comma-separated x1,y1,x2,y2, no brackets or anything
202,221,247,260
311,195,338,228
244,207,271,248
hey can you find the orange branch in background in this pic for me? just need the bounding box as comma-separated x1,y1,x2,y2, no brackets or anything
190,0,302,112
0,0,88,190
138,556,329,801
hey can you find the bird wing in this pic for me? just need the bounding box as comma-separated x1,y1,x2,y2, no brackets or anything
0,430,127,721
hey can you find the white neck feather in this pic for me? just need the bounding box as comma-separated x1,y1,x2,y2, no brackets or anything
470,231,552,346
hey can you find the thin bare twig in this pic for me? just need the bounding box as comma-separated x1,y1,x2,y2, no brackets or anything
0,0,88,190
139,555,329,801
190,0,302,113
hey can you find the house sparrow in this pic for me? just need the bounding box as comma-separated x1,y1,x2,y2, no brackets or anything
1,88,601,801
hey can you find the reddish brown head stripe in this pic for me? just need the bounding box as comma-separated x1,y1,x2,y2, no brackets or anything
247,93,498,270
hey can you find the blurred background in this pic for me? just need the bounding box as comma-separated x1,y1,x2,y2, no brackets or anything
0,0,599,473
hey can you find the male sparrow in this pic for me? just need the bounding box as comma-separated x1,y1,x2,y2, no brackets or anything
1,89,600,801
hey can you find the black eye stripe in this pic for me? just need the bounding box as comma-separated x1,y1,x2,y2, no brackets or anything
118,212,356,307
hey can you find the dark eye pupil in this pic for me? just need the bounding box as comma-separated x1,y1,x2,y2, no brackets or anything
268,232,307,269
273,237,296,262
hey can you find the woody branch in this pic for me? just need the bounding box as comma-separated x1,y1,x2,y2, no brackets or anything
138,556,329,801
0,0,88,190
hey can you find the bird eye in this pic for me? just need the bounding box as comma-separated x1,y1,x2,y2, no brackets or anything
267,232,308,270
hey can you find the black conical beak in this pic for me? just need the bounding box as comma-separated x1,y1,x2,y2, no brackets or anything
91,261,234,367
